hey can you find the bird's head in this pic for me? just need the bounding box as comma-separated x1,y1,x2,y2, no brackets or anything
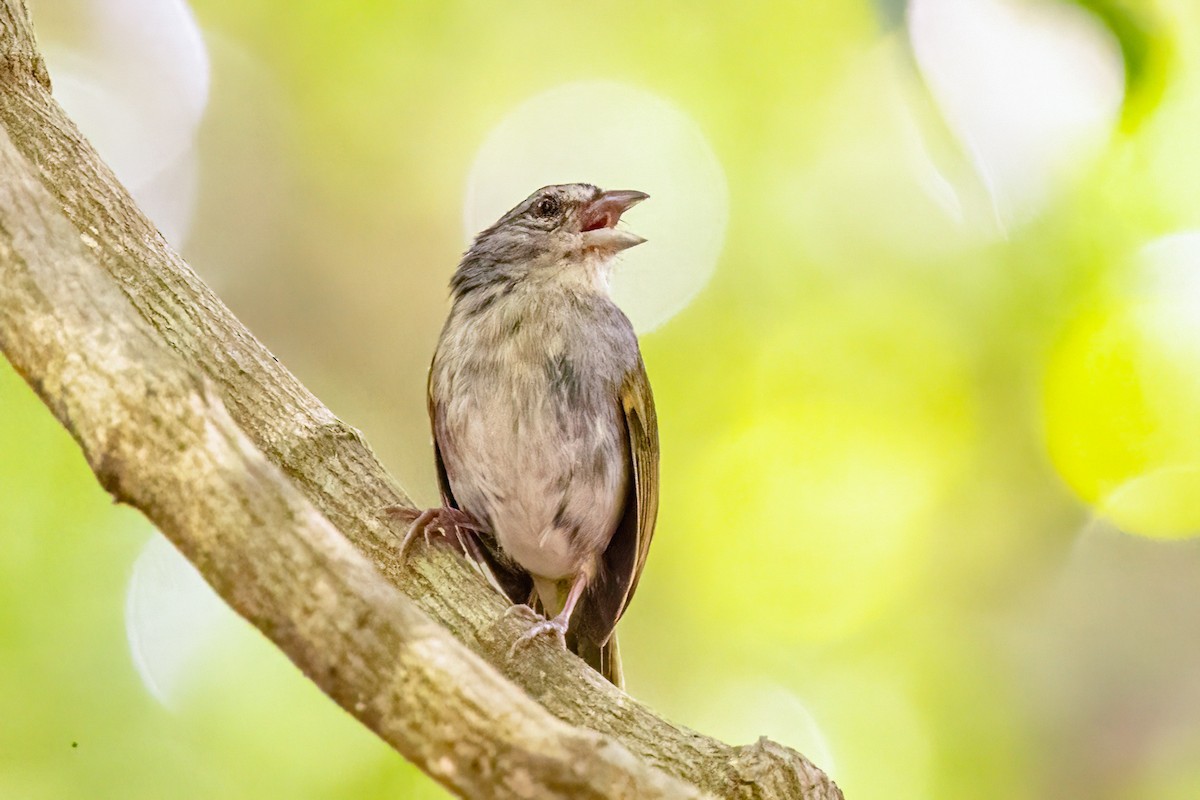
452,183,648,298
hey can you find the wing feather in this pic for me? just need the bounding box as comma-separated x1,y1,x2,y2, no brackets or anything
578,357,659,645
618,358,659,608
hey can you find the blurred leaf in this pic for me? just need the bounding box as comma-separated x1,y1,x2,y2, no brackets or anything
871,0,908,30
1072,0,1174,126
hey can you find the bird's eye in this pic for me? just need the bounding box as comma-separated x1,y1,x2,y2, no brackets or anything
533,196,560,218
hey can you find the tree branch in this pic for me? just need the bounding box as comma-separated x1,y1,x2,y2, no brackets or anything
0,3,841,798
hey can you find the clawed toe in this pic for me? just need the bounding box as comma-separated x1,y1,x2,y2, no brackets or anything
379,504,419,524
502,603,539,622
395,507,437,565
506,614,569,659
382,506,486,567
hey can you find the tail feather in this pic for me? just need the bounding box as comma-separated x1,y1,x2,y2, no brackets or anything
573,632,623,689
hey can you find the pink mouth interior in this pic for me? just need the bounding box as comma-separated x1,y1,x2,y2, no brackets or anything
582,209,619,232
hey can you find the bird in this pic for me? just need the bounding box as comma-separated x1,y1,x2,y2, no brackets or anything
398,183,659,688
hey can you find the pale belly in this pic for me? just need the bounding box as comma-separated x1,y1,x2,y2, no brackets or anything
438,385,629,582
431,282,639,583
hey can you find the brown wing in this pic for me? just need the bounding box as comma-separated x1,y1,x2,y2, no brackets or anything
427,365,456,508
427,365,532,605
577,357,659,646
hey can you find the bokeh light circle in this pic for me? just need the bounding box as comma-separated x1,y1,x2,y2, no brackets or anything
690,680,836,774
464,81,729,333
908,0,1124,228
1045,232,1200,538
125,533,232,708
39,0,210,246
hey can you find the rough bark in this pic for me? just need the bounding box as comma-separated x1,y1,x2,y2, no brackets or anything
0,2,842,798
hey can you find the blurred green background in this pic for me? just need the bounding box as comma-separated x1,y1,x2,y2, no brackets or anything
5,0,1200,797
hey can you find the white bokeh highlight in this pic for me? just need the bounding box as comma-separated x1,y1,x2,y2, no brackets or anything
1136,231,1200,350
908,0,1124,230
38,0,210,247
691,680,836,775
34,1,228,709
784,35,1007,267
465,81,729,333
125,533,233,708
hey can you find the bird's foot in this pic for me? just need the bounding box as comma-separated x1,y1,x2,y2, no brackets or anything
379,505,485,566
506,606,570,659
501,603,539,621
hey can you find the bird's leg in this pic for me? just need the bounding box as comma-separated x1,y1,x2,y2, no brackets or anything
379,505,486,567
507,572,588,657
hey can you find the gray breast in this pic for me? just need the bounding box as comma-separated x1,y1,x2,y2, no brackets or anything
430,286,636,581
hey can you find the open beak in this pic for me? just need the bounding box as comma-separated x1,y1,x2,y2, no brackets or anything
580,189,649,252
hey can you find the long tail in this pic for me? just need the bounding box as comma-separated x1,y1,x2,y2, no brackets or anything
573,632,623,689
